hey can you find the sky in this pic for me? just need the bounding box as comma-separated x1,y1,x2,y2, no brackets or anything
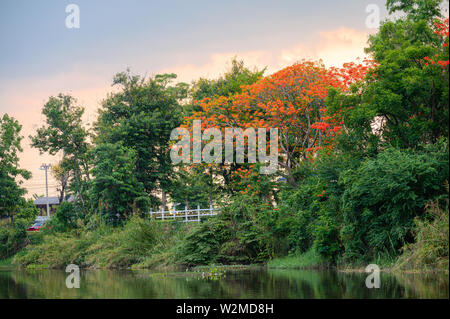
0,0,391,198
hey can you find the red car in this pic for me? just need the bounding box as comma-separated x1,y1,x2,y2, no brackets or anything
27,221,44,232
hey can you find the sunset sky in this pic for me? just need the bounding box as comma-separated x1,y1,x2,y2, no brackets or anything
0,0,390,198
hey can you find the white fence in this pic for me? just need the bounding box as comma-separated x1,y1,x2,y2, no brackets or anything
148,205,219,222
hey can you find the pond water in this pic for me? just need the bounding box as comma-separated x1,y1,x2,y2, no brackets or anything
0,268,448,299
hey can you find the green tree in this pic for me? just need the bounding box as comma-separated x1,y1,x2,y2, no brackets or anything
189,58,265,106
89,143,149,223
95,71,186,208
168,165,210,209
327,0,448,154
30,94,91,207
386,0,444,21
0,114,31,221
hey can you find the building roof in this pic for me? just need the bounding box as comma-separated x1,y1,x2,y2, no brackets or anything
33,195,75,206
34,196,60,205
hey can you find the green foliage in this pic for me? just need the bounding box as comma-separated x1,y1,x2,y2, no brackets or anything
13,217,173,269
45,202,81,233
176,219,224,266
190,58,265,104
277,175,342,262
168,165,211,209
175,191,278,266
89,143,149,223
95,71,186,207
311,210,341,262
30,94,91,209
326,86,380,159
218,194,277,263
0,114,31,219
274,139,448,265
367,0,448,147
277,182,319,254
0,256,13,267
84,217,167,268
0,219,29,259
395,195,449,271
340,143,449,261
267,249,327,269
0,115,34,258
386,0,444,22
16,199,39,223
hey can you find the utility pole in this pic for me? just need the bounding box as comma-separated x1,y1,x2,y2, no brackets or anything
40,164,51,217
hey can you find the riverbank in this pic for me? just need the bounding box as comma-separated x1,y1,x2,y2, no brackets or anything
4,213,448,275
0,256,13,269
4,252,448,276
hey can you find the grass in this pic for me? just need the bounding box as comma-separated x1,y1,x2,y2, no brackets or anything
0,256,13,268
12,217,184,270
394,198,449,272
190,264,263,272
267,249,328,269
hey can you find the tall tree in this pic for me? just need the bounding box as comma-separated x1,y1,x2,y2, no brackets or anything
175,58,265,204
369,0,447,147
0,114,31,220
186,60,370,187
95,71,186,208
30,94,91,206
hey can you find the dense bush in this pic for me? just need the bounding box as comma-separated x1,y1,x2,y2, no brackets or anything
276,167,342,262
175,193,278,266
15,199,39,222
176,219,224,266
45,202,82,233
89,143,150,223
340,142,449,261
0,200,38,260
0,220,28,259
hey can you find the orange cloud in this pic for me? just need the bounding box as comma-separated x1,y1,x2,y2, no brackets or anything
161,27,373,82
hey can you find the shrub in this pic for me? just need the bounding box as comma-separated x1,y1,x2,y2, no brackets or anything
311,210,341,262
175,193,277,266
176,219,224,266
16,199,39,223
395,195,449,271
340,143,449,261
0,219,29,259
45,202,81,233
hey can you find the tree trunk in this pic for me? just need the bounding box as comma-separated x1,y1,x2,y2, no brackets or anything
161,190,167,211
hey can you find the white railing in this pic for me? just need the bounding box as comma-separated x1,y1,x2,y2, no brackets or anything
148,204,219,222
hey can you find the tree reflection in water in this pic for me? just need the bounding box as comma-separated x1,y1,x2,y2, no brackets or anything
0,269,447,299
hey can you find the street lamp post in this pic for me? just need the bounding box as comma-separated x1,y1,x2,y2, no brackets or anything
40,164,51,217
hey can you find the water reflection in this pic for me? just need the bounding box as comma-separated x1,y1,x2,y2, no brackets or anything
0,269,447,299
